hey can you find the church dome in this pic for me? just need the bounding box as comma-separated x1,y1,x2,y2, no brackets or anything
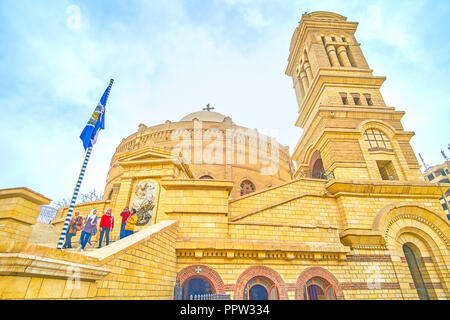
180,110,228,122
106,106,292,200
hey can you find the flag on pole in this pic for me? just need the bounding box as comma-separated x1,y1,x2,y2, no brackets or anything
57,79,114,250
80,79,114,150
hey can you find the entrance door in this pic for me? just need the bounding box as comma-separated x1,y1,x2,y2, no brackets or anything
182,277,213,299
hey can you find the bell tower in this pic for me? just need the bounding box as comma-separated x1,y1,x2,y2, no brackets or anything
286,11,423,182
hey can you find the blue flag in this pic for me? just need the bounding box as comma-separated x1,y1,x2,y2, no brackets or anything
80,79,114,151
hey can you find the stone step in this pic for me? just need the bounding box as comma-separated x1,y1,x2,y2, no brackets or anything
62,240,117,253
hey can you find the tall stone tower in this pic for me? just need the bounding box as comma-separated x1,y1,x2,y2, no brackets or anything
286,11,423,182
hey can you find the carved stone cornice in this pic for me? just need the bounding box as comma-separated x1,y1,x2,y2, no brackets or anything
326,180,444,198
176,238,350,261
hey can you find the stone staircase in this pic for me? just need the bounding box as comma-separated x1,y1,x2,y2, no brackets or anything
63,239,118,253
29,222,118,253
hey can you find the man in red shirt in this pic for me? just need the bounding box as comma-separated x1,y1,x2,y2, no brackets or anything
120,207,131,239
98,209,114,248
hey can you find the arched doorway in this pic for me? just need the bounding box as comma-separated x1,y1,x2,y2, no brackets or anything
182,276,214,299
403,243,430,300
176,265,226,300
309,150,325,179
311,159,325,179
303,277,336,300
244,277,279,300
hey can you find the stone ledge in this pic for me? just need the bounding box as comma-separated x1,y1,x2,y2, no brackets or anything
326,180,445,197
0,187,52,205
229,221,338,230
341,282,400,290
0,253,109,281
176,237,350,255
161,179,234,191
166,210,227,215
340,229,386,247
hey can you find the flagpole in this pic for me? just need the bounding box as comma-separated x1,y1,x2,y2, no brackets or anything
57,78,113,250
57,146,93,249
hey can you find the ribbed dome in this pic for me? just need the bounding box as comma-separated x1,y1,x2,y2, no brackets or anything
180,111,228,122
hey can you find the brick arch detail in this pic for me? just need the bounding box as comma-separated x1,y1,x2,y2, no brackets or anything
295,267,345,300
234,266,288,300
176,265,225,294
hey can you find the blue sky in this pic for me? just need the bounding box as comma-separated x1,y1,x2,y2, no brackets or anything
0,0,449,204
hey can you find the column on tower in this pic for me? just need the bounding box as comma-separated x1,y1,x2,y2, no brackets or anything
301,50,314,84
303,60,314,84
337,45,352,67
299,68,310,92
325,44,340,67
294,67,306,104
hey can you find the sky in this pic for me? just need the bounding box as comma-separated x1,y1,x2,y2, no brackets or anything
0,0,449,205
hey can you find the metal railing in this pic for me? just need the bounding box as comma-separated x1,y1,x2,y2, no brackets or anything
36,205,58,224
299,168,335,180
190,294,231,300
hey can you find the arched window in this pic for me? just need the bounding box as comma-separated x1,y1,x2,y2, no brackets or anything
199,175,214,180
403,243,430,300
240,180,255,196
304,278,336,300
364,128,392,151
244,277,278,300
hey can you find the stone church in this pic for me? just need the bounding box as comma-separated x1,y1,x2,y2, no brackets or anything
0,11,449,300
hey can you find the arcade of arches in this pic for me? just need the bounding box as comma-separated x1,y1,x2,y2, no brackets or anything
176,265,343,300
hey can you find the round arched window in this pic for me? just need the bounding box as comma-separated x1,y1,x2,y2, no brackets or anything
304,277,336,300
240,180,255,196
364,128,392,151
199,175,214,180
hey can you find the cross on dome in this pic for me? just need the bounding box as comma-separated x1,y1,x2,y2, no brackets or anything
203,104,214,112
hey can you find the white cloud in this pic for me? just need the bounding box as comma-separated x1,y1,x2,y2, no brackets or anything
243,7,271,28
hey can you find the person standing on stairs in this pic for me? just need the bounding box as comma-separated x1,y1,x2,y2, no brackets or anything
62,211,83,249
123,209,137,238
98,209,114,248
119,207,131,239
80,209,98,251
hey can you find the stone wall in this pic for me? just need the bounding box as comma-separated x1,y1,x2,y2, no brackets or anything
0,220,178,299
0,188,51,242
